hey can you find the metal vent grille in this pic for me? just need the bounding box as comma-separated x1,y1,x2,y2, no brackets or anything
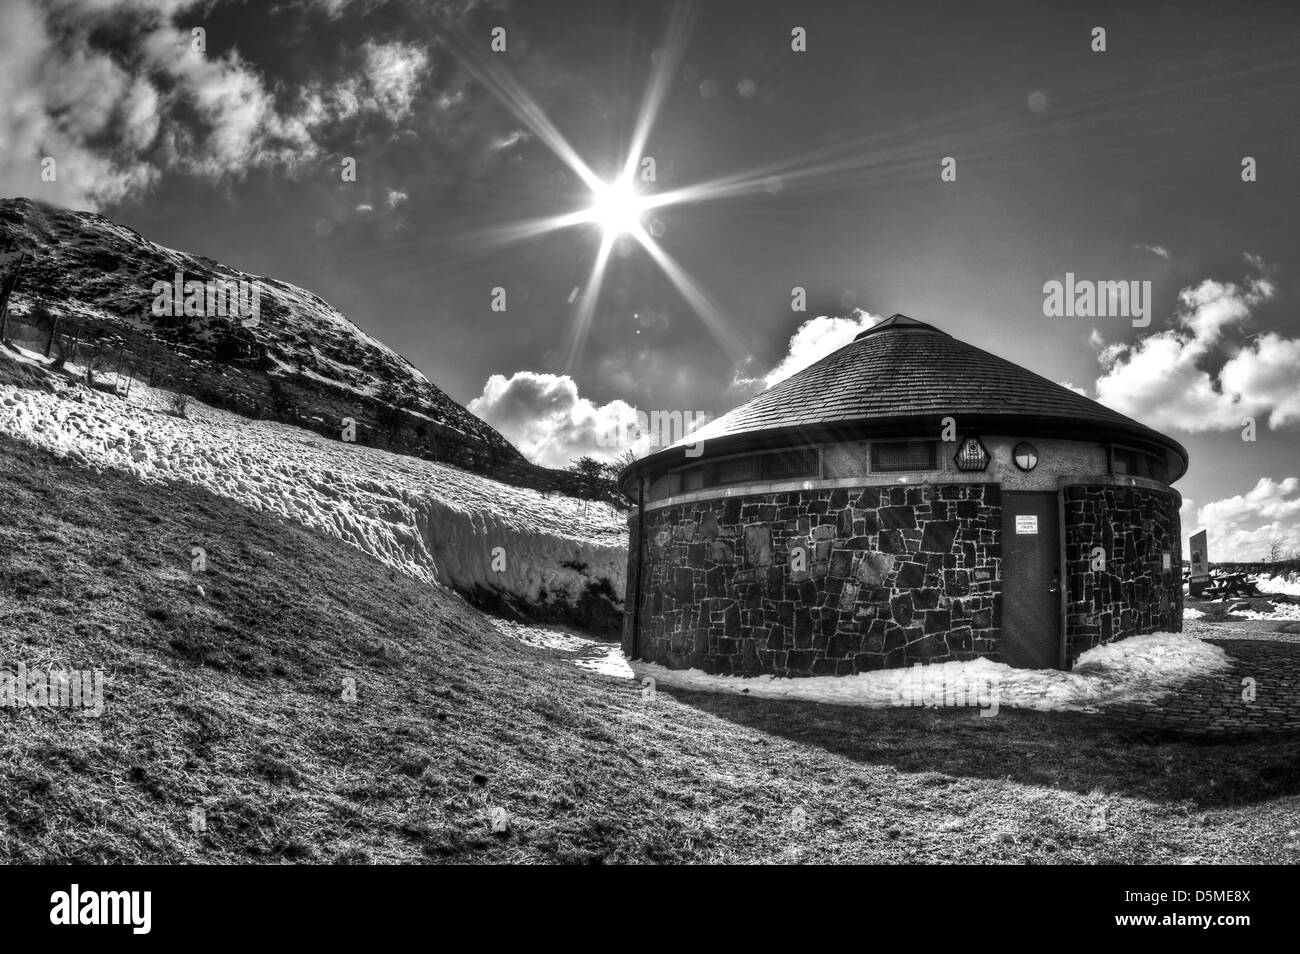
871,440,937,473
758,448,820,480
710,457,755,485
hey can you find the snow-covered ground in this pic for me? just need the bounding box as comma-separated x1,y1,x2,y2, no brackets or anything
0,351,627,621
627,633,1230,713
1,198,521,461
1255,574,1300,597
1236,602,1300,621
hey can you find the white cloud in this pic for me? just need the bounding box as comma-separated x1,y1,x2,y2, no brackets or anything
492,129,530,152
386,188,408,207
1090,268,1297,433
0,1,438,209
1175,277,1272,344
1188,477,1300,561
357,40,429,120
0,0,162,207
468,371,642,469
731,309,883,397
1058,381,1088,396
1135,243,1171,260
142,24,325,178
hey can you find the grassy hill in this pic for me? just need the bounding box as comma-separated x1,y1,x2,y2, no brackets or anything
2,433,1299,863
0,198,610,500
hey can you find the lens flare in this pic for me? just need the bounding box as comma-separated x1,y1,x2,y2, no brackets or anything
586,180,647,237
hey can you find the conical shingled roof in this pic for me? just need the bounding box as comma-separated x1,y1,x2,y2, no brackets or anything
634,314,1187,480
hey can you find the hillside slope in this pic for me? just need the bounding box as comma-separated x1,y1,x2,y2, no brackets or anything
2,435,1298,864
0,348,626,633
0,198,588,492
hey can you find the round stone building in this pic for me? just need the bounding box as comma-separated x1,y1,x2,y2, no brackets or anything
619,314,1187,675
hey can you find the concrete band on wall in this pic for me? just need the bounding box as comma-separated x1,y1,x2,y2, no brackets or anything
641,435,1113,511
622,476,1184,676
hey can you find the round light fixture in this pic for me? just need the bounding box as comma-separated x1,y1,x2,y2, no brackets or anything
1013,441,1039,471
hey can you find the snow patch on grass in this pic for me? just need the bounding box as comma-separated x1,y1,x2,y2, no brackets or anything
1255,574,1300,597
630,632,1231,713
1236,603,1300,621
0,366,627,620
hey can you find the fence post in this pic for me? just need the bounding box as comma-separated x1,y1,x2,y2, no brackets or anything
0,251,29,344
44,316,60,358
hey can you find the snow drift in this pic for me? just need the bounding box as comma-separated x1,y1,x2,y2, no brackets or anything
630,632,1231,712
0,356,627,632
1254,573,1300,597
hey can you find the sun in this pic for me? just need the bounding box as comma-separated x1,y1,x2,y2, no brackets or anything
586,179,646,237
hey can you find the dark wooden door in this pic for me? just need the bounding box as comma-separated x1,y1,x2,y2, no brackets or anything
1000,491,1062,669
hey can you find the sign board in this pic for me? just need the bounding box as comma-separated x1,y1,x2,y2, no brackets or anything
1162,552,1172,571
1014,514,1038,534
1189,529,1210,596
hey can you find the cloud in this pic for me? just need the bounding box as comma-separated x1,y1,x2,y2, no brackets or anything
354,40,429,120
141,23,327,178
0,0,162,208
468,371,641,469
1243,252,1270,272
0,1,445,210
1058,381,1089,396
470,371,712,468
731,309,882,397
1135,244,1171,260
1175,276,1273,343
386,188,408,208
492,129,530,153
1089,266,1298,432
1188,477,1300,561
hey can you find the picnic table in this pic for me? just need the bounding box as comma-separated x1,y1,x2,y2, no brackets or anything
1200,572,1261,599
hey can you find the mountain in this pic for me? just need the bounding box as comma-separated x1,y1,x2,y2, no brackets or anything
0,197,557,486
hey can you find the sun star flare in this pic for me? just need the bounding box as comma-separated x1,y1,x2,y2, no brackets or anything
586,179,648,238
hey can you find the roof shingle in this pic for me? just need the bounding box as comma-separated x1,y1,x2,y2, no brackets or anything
639,314,1187,479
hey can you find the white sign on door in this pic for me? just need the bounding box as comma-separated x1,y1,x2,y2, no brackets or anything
1015,514,1038,534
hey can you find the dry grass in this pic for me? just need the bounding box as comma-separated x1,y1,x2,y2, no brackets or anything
1,432,1299,864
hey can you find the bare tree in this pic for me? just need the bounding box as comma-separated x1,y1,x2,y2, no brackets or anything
1267,538,1284,562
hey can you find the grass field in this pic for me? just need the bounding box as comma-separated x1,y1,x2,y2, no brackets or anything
2,431,1298,863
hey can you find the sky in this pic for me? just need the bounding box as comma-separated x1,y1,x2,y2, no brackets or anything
1,0,1298,561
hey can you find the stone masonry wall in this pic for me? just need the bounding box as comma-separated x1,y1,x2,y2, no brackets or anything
624,484,1002,676
1063,483,1183,663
